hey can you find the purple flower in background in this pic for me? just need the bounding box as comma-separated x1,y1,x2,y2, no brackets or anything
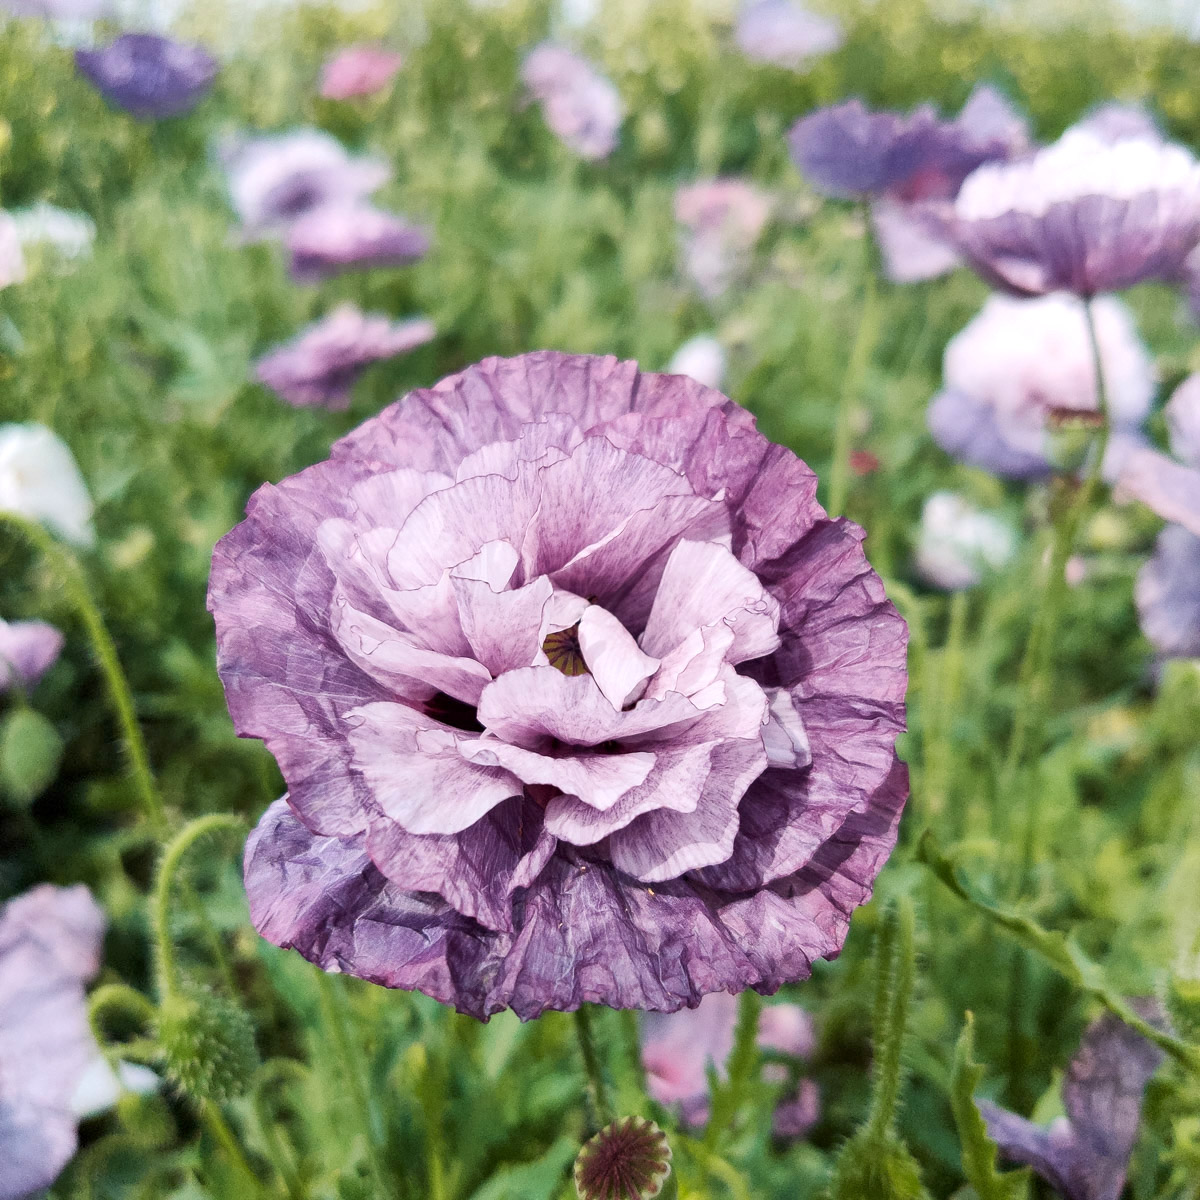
977,1006,1164,1200
675,179,772,299
1136,525,1200,660
929,293,1154,479
1165,374,1200,468
255,305,436,411
0,885,105,1200
642,993,819,1134
285,202,430,281
0,620,63,692
75,34,217,120
0,0,106,16
221,129,390,241
735,0,843,71
1075,102,1162,144
319,44,404,100
953,129,1200,296
521,43,623,161
216,351,909,1019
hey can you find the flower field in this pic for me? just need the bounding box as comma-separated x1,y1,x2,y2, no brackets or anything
2,1,1200,1197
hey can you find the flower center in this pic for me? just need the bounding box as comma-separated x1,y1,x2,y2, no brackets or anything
542,622,589,677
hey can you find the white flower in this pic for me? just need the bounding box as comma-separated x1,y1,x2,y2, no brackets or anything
914,491,1017,591
0,212,26,288
10,204,96,262
0,424,95,547
70,1058,160,1120
665,334,726,391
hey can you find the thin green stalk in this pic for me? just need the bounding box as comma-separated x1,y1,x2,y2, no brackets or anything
573,1005,614,1127
827,206,881,518
866,900,917,1141
703,989,762,1150
202,1100,265,1196
927,590,968,828
153,814,244,1001
252,1059,311,1200
315,970,395,1199
0,511,166,838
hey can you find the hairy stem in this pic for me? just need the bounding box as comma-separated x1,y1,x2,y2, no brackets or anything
704,989,762,1150
866,899,917,1140
0,512,166,838
574,1005,614,1127
201,1101,264,1196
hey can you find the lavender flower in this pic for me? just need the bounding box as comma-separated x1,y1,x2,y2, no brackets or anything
0,423,95,547
675,179,772,299
0,885,105,1200
928,293,1154,479
0,620,63,691
1165,374,1200,468
285,202,430,282
665,334,726,391
319,45,404,100
521,43,623,161
953,129,1200,296
216,351,909,1019
1075,102,1162,144
913,492,1017,591
734,0,843,71
0,0,107,16
977,1007,1164,1200
1136,525,1200,660
642,993,818,1133
255,305,436,411
75,34,217,120
221,129,390,241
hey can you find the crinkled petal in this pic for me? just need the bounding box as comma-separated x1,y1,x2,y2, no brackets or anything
578,603,660,708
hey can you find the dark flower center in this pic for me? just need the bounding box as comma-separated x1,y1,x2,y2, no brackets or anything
542,622,589,677
424,691,484,733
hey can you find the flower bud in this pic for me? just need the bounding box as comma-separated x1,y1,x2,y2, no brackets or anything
574,1116,672,1200
157,985,258,1104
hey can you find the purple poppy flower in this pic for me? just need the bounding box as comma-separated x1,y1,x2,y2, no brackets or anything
977,1006,1164,1200
285,202,430,282
1136,524,1200,660
788,88,1026,204
255,305,436,411
928,293,1154,479
75,34,217,120
675,179,772,299
221,129,390,242
215,351,909,1019
642,992,818,1132
953,129,1200,296
521,43,623,161
319,45,404,101
0,885,105,1200
734,0,843,71
0,619,63,692
1117,448,1200,538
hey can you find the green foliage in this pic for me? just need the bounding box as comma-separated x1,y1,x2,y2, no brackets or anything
827,1130,932,1200
0,705,62,805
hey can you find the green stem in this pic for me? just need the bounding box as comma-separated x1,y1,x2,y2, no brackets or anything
0,511,166,839
928,590,968,829
202,1100,264,1196
573,1005,614,1127
827,206,881,518
252,1059,310,1200
315,970,395,1199
866,899,917,1141
704,989,762,1150
615,1008,651,1115
153,814,244,1002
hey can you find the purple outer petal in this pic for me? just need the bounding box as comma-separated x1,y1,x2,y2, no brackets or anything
244,756,906,1019
1136,524,1200,659
1118,447,1200,537
75,34,217,120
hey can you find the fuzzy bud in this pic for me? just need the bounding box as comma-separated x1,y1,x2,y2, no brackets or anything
157,985,259,1103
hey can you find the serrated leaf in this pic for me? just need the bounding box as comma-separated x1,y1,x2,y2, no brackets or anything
0,706,63,805
949,1015,1031,1200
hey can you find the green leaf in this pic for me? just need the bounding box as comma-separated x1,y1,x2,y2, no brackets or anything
918,830,1200,1071
0,706,63,805
949,1014,1031,1200
465,1136,577,1200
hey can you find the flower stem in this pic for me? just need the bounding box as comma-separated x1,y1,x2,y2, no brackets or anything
574,1005,614,1127
201,1100,264,1196
152,814,244,1002
866,898,917,1141
827,205,881,519
0,511,166,839
314,970,396,1199
704,989,762,1150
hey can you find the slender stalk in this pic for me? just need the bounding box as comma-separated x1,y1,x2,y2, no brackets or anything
827,206,881,518
152,814,244,1001
926,589,968,827
315,970,395,1199
0,511,166,838
202,1100,264,1196
573,1005,614,1127
866,899,917,1141
704,989,762,1150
